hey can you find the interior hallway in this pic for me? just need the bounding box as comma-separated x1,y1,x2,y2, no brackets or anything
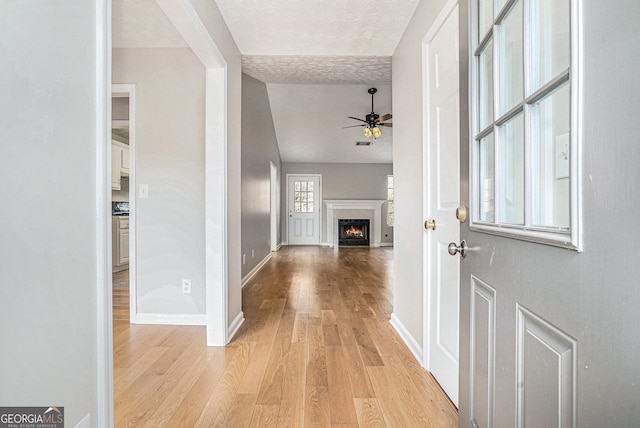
113,246,457,427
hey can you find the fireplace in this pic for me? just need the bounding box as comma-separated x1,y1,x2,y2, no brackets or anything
338,219,370,246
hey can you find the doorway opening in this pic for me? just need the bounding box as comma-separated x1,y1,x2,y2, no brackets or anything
111,85,136,323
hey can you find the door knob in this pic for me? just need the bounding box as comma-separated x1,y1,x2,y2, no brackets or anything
456,205,467,223
447,240,467,258
424,219,437,230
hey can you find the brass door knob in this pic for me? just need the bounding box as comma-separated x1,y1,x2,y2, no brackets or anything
456,206,467,223
424,219,437,230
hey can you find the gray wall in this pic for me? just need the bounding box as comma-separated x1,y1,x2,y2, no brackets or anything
281,162,394,244
113,48,207,316
0,1,103,425
391,0,447,352
241,74,282,278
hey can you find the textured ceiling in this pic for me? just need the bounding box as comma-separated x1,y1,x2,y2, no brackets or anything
242,55,391,84
112,0,187,48
214,0,419,56
267,84,393,163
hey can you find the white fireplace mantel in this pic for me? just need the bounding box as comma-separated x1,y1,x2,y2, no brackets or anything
324,199,385,247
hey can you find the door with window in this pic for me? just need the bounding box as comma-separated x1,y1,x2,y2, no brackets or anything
459,0,583,426
287,174,321,245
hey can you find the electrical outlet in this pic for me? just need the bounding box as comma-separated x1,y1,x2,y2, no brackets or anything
242,254,246,265
181,279,191,294
251,249,255,258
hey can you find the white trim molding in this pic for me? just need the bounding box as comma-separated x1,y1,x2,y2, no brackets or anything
242,253,272,288
324,199,385,247
390,313,424,366
227,311,245,342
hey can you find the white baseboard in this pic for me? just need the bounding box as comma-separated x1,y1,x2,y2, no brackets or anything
390,313,424,366
241,253,272,288
321,242,333,247
379,242,394,247
276,243,282,250
74,413,91,428
227,311,244,342
281,241,288,246
134,313,206,326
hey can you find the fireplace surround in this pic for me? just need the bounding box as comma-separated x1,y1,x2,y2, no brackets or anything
324,199,385,247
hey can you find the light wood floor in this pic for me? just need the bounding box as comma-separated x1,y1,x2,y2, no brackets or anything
113,246,458,427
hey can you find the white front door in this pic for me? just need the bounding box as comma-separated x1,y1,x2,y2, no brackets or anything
424,2,460,407
287,174,321,245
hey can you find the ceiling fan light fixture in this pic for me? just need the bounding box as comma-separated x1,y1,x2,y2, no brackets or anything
363,127,372,138
372,126,381,139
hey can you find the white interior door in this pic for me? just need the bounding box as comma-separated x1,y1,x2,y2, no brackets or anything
287,174,321,245
424,3,460,407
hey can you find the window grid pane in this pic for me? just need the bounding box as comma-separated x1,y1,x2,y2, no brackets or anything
497,113,524,224
478,133,495,222
497,0,523,115
529,0,570,94
530,83,570,229
479,39,494,131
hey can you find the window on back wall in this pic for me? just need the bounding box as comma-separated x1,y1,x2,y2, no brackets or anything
470,0,581,250
387,175,394,227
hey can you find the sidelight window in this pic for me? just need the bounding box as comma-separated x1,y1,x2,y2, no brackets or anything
470,0,580,250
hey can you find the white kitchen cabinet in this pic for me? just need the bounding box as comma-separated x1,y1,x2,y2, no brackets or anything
112,216,129,271
111,144,122,190
111,140,130,188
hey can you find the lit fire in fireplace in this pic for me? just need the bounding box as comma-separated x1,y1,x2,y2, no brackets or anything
344,225,364,239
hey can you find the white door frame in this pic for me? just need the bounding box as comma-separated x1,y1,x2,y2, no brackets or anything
285,173,322,245
112,84,137,323
421,0,460,384
270,162,279,251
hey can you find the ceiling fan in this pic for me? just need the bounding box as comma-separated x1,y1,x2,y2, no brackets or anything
344,87,392,139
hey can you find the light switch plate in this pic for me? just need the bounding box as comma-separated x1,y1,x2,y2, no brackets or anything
139,184,149,199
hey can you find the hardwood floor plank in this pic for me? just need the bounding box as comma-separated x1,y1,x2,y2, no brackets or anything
249,405,280,428
226,393,258,427
276,342,307,427
306,319,328,387
325,346,358,425
323,324,341,346
237,299,286,395
256,307,296,404
354,398,387,428
195,340,255,426
304,385,331,428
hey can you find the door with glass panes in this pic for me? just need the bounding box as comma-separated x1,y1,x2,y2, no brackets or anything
287,174,321,245
458,0,580,426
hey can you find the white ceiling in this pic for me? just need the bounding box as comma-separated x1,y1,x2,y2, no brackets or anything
112,0,416,164
267,84,393,163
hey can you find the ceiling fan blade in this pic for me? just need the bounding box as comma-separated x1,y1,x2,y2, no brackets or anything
342,124,367,128
348,116,368,123
379,123,393,127
376,113,392,123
